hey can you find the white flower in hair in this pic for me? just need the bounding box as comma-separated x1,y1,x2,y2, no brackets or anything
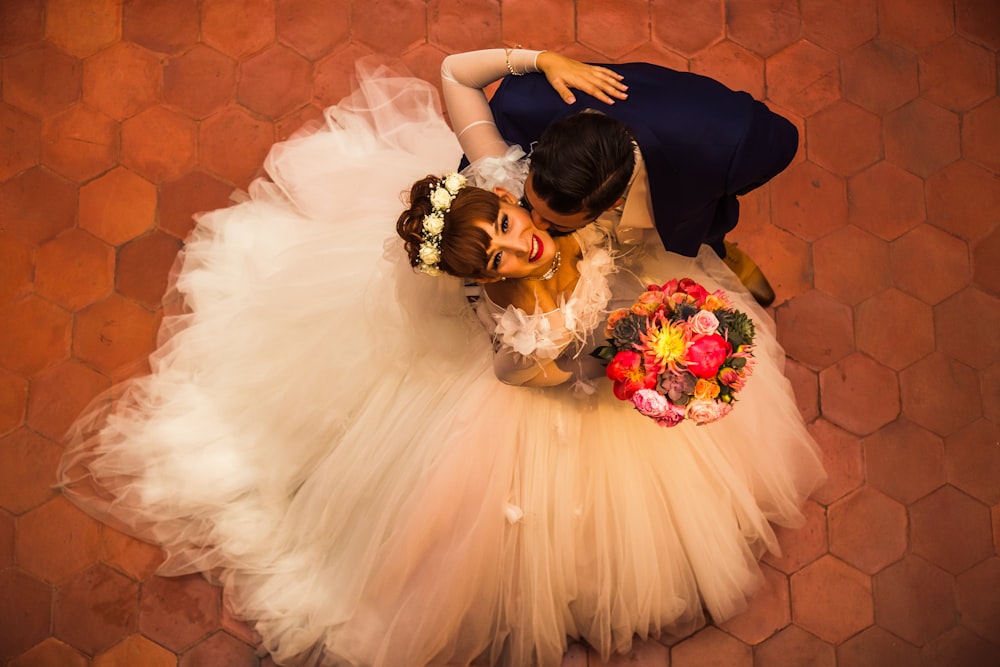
415,173,467,277
422,212,444,236
443,173,466,194
430,186,455,211
419,243,441,266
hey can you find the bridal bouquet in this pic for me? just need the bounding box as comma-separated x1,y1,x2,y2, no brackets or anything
593,278,756,427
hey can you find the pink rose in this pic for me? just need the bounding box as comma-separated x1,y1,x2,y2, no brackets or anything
688,309,719,336
631,388,671,417
686,399,733,425
684,334,732,379
655,405,686,427
632,389,685,427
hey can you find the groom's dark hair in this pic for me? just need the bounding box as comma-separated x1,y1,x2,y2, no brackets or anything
529,112,636,218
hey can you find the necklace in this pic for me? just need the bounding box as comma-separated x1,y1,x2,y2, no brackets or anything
526,250,561,281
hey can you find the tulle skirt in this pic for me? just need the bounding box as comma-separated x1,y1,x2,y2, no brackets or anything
60,61,825,667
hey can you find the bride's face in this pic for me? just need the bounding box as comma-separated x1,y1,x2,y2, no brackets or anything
476,193,559,280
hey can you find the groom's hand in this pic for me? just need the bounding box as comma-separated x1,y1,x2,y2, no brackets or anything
536,52,628,105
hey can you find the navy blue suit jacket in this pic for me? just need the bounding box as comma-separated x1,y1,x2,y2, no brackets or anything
476,63,797,257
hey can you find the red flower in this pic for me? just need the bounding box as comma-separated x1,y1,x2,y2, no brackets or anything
684,334,732,379
676,278,709,305
606,350,658,400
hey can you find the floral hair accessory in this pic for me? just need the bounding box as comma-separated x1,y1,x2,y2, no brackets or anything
418,173,466,276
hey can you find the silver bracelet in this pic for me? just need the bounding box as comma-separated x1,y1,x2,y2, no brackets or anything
505,44,524,76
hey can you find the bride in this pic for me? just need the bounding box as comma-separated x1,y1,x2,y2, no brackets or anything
59,52,825,667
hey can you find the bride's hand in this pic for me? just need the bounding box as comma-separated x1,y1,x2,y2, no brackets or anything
536,51,628,105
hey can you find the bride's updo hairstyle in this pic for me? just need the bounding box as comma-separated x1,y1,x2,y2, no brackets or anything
397,175,499,280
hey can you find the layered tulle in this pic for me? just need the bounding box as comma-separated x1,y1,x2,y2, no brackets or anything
60,61,824,667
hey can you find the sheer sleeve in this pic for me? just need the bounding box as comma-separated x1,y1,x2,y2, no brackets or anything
440,49,542,164
477,301,575,386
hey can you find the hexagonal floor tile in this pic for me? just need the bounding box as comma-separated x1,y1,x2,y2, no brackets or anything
776,290,854,371
0,568,53,660
754,623,836,667
199,105,274,187
238,44,313,119
962,97,1000,174
812,225,890,305
121,106,198,183
806,101,882,177
277,0,350,60
0,295,72,376
139,574,222,652
791,555,873,643
0,166,78,246
807,419,864,505
847,161,925,241
178,630,257,667
921,625,1000,667
671,625,750,666
122,0,198,55
874,555,956,646
93,634,176,667
920,35,996,112
842,39,918,115
878,0,955,52
26,359,111,440
15,496,103,584
0,428,63,515
45,0,120,58
0,104,40,182
855,288,934,370
765,40,841,118
34,228,115,310
900,352,981,437
945,419,1000,506
719,563,790,645
911,485,993,575
202,0,276,59
800,0,877,52
884,98,961,178
771,161,847,242
7,637,88,667
115,231,183,308
54,564,139,655
819,354,900,436
829,487,907,574
3,43,82,119
934,287,1000,370
863,419,946,504
72,294,158,375
164,44,237,120
890,223,971,305
79,167,157,246
40,103,119,182
926,160,1000,243
576,0,649,61
955,557,1000,644
83,41,162,122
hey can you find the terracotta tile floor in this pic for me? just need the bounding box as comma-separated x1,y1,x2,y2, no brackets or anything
2,1,999,665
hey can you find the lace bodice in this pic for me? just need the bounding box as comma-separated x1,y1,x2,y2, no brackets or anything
475,227,615,385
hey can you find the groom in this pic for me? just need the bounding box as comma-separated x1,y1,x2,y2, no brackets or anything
475,60,798,307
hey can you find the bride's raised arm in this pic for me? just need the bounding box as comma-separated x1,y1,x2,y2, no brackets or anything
440,48,628,164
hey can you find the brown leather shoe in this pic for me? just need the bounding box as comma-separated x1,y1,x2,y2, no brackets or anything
722,241,776,308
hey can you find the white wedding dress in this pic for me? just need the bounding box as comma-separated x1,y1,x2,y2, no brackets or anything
60,62,825,667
